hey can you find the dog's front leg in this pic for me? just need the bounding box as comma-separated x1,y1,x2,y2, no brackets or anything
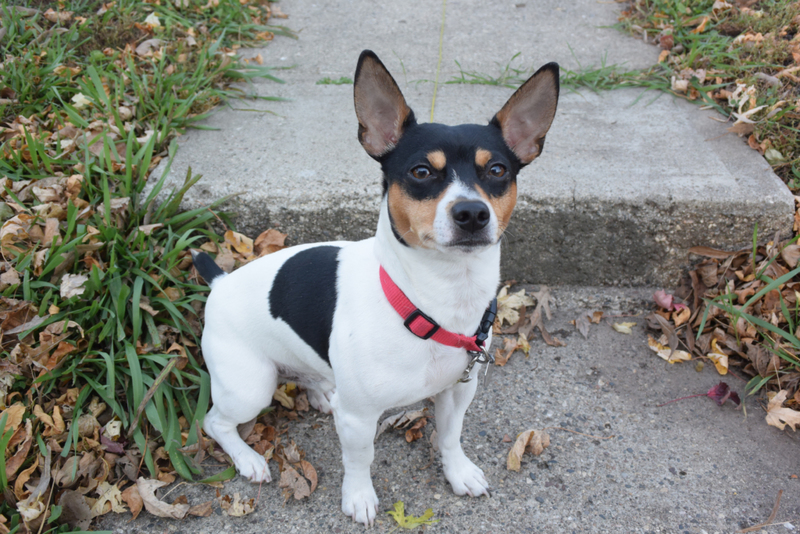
333,405,380,526
435,372,490,497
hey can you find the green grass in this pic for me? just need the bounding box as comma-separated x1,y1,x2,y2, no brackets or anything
316,76,353,85
0,0,289,529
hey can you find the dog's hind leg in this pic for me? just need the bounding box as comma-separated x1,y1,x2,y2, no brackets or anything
203,341,277,484
434,375,490,497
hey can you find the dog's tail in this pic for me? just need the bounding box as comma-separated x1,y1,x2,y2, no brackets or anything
191,250,226,286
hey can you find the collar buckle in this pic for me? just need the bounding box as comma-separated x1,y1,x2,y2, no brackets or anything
403,309,440,340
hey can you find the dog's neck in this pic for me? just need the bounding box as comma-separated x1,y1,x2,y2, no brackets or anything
374,198,500,335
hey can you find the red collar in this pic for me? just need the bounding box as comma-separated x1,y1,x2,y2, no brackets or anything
379,266,496,353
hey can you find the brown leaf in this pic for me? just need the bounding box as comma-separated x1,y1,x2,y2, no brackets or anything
781,244,800,268
672,307,691,327
376,408,428,439
14,459,38,501
188,500,213,517
278,465,310,502
728,122,755,137
404,417,427,443
300,460,318,493
5,419,32,481
254,229,287,256
574,314,590,338
57,490,92,531
507,429,550,471
136,478,189,519
697,261,719,288
590,311,603,324
218,491,256,515
766,390,800,431
121,485,143,520
0,403,25,433
539,324,565,347
494,337,518,366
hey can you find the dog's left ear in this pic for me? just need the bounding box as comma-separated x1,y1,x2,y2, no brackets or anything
491,63,559,165
354,50,415,159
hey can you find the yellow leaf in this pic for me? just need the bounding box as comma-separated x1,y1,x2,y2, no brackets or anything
273,385,294,409
223,230,254,255
766,390,800,431
612,322,637,335
386,501,438,529
672,307,691,326
90,482,127,518
647,335,691,364
495,285,534,326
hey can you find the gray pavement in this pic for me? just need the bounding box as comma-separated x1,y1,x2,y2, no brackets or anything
99,286,799,533
151,0,793,285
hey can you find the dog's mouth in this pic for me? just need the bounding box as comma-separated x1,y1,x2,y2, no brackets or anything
444,236,495,251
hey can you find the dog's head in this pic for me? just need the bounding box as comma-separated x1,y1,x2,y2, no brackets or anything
354,50,559,253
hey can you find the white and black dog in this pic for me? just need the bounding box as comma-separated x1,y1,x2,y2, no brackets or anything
192,50,559,525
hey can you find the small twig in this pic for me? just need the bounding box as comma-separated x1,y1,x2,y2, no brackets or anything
739,489,783,533
544,426,615,440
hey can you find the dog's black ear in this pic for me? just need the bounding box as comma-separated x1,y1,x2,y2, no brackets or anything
491,62,559,165
354,50,415,158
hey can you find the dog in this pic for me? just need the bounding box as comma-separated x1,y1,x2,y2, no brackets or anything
191,50,559,525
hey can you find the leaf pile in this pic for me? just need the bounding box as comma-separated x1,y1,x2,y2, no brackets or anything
493,285,562,366
0,0,293,531
619,0,800,186
647,222,800,429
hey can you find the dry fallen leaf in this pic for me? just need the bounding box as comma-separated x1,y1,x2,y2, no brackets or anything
766,390,800,431
136,478,189,519
647,335,692,364
57,490,92,531
90,481,126,517
376,408,428,440
279,465,310,502
507,429,550,471
121,485,143,520
219,491,256,515
60,273,88,298
612,322,637,335
496,286,534,326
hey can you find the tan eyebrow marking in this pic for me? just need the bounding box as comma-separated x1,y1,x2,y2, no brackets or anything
426,150,446,170
475,148,492,167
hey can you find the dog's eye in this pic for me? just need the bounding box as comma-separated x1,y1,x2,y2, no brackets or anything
411,166,432,180
488,164,506,178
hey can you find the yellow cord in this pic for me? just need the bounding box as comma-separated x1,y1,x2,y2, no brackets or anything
430,0,447,123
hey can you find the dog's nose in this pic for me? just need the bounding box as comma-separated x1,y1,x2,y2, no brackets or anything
451,201,490,232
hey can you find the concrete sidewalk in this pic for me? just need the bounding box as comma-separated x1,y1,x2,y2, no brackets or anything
99,285,799,533
152,0,793,285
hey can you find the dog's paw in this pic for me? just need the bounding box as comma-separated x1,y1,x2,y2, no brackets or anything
443,453,489,498
307,387,334,414
232,447,271,483
341,476,379,526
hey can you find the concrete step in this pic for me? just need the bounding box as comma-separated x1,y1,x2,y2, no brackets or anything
152,0,794,286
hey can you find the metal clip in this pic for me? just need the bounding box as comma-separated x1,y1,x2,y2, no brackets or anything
457,348,493,384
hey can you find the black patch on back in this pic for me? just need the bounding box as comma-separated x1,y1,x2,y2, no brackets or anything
269,246,340,363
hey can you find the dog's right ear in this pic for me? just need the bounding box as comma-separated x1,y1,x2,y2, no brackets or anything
354,50,415,159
